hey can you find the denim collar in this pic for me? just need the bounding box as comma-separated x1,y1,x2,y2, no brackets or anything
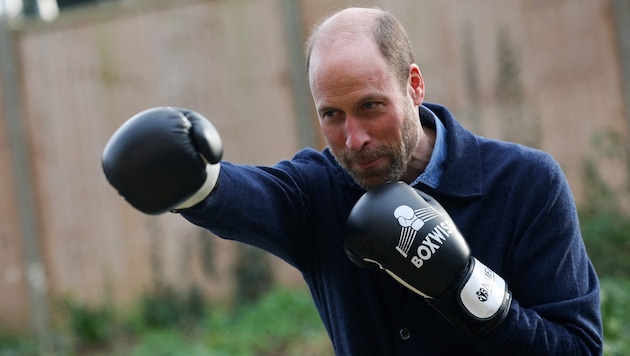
410,105,447,189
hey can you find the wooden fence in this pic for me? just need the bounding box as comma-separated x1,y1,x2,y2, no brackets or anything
0,0,628,335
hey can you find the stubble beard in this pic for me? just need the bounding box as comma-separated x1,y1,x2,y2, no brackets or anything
331,106,420,190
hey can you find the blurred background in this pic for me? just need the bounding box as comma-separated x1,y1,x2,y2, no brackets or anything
0,0,628,354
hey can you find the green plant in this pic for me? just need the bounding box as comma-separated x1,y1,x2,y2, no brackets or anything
579,159,630,277
205,287,332,355
600,277,630,356
65,299,114,347
580,210,630,277
0,329,39,355
234,244,274,306
579,130,630,277
127,329,212,356
140,286,205,329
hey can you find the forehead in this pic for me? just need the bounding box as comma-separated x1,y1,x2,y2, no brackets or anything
309,37,396,103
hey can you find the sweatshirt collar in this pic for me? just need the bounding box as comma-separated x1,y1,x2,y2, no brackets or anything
415,103,484,199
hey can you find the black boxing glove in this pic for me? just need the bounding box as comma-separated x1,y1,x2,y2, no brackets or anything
102,107,222,214
344,182,511,337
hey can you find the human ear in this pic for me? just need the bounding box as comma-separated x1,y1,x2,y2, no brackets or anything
408,64,425,105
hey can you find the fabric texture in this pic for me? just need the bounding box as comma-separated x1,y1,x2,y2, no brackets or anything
182,103,602,355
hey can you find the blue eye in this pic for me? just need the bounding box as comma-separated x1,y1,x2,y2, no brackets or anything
362,102,382,111
320,110,343,124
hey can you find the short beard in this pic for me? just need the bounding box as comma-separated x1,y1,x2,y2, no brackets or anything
331,106,420,190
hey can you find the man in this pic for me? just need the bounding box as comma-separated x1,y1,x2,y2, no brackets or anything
102,7,603,355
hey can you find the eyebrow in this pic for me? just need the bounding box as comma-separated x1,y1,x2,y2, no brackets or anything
357,93,388,104
315,91,390,116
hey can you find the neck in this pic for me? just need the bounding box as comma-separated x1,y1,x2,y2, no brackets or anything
401,125,436,184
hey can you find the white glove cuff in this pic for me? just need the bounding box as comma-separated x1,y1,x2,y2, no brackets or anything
175,163,220,210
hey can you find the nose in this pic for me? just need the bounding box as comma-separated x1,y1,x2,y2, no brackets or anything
345,116,370,151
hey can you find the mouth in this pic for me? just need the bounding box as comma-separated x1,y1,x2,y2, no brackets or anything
355,156,385,170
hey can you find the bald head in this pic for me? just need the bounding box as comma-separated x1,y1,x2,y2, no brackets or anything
305,7,415,91
307,8,381,52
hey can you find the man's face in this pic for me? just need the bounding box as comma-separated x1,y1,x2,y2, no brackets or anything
309,37,421,190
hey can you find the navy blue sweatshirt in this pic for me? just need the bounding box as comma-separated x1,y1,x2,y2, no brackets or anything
182,103,602,355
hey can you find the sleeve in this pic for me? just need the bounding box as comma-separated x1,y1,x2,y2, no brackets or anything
179,156,318,270
473,153,603,355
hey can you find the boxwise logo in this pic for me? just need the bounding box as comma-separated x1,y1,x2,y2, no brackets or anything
393,204,455,268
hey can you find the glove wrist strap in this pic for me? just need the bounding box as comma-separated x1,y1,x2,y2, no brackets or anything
429,257,512,337
173,163,220,211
